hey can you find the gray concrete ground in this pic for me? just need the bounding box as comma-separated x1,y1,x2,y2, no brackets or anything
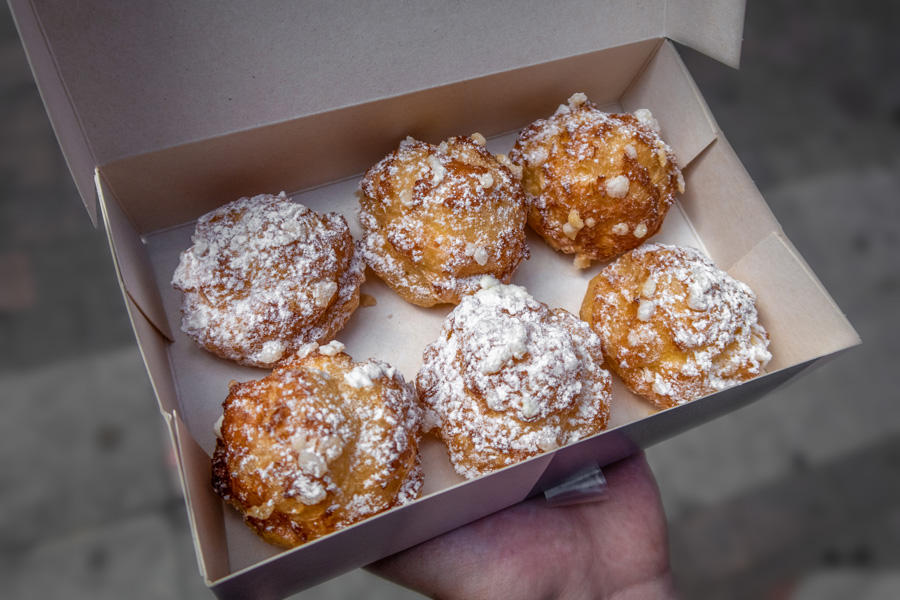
2,1,898,598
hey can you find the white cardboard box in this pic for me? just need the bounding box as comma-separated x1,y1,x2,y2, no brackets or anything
12,1,860,598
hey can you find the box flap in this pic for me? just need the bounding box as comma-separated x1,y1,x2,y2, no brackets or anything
8,0,100,224
122,294,180,416
96,171,173,340
11,0,743,218
666,0,746,69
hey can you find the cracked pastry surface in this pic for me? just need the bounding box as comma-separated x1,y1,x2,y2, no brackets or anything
211,342,423,547
510,93,684,268
417,277,611,479
172,192,364,368
357,134,529,307
580,243,772,409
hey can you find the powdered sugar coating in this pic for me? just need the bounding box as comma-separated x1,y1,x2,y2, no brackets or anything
581,243,772,409
172,193,364,367
510,94,683,267
211,349,422,547
357,134,529,307
417,278,612,479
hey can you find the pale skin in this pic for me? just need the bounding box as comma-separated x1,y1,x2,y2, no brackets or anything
368,452,677,599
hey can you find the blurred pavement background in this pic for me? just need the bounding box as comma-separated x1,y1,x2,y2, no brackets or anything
2,1,898,598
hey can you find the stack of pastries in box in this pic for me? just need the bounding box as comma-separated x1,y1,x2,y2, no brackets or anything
171,93,771,547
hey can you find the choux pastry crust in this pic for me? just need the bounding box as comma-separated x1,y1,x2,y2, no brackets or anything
580,243,772,409
172,193,364,368
211,342,423,547
510,93,684,268
358,134,529,306
417,277,611,479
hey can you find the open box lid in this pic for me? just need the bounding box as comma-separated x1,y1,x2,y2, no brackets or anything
10,0,745,224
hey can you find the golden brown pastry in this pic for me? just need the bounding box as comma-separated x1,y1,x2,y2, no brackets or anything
211,342,423,547
172,192,364,368
580,243,772,409
357,133,529,306
417,277,611,479
509,93,684,268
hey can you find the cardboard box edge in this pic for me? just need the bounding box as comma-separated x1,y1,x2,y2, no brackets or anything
8,0,99,223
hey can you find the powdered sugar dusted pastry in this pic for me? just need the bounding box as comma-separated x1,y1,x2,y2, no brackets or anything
211,342,423,547
580,243,772,409
172,193,364,368
510,93,684,268
417,277,611,479
358,134,529,307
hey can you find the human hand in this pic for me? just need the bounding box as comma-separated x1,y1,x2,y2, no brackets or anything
368,452,675,599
